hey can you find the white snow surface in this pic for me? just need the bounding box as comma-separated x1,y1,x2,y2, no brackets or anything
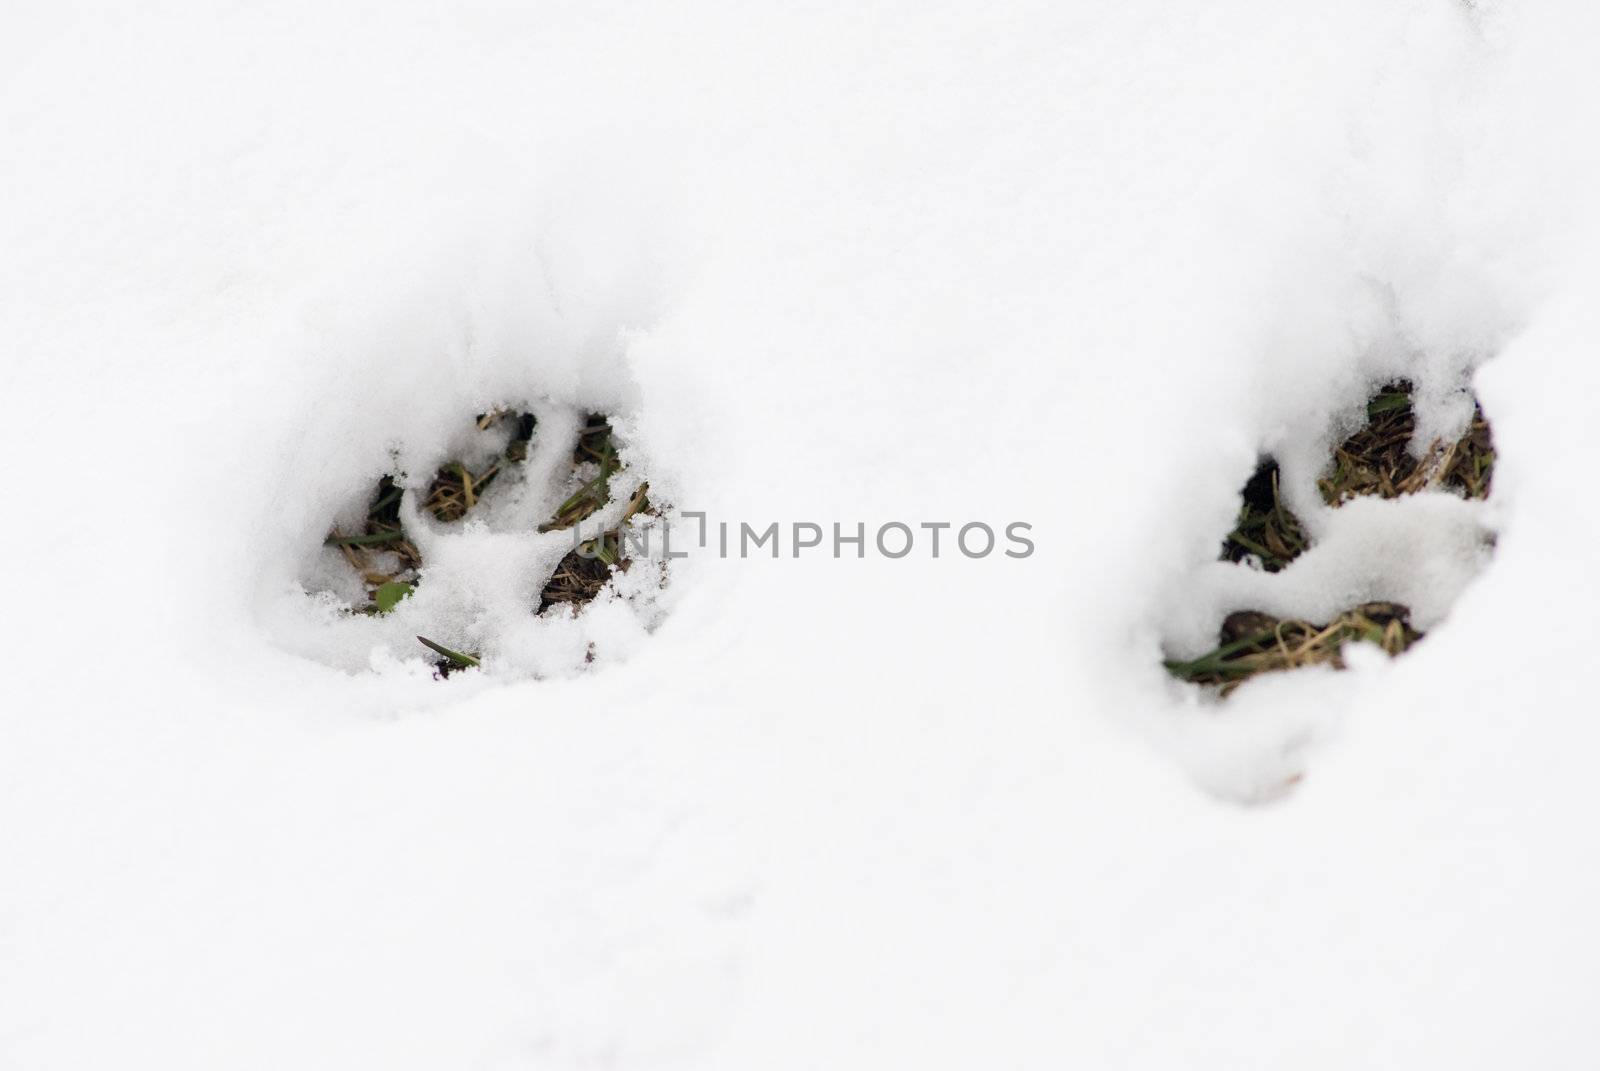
5,0,1600,1066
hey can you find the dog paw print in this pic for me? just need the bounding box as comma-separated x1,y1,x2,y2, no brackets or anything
1163,378,1497,696
300,401,669,679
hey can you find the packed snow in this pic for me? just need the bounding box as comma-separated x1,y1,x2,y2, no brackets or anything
5,0,1600,1067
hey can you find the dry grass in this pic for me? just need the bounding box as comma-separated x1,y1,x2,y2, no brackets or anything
1439,402,1495,499
423,410,536,522
533,414,657,613
539,414,622,533
537,481,652,613
1165,603,1423,696
1221,460,1308,573
1318,381,1495,505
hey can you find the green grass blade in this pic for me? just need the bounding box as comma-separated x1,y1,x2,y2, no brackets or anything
416,635,480,668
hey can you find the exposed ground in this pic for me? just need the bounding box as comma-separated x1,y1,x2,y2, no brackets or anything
1164,602,1423,696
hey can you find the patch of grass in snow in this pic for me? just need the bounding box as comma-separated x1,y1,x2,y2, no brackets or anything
1318,381,1496,504
1164,603,1423,695
325,474,424,608
415,634,480,676
1221,459,1308,573
537,480,653,613
1176,381,1495,696
423,409,537,523
533,414,658,615
323,410,537,618
539,414,624,532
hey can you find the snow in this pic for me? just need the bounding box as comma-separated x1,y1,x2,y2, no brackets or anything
5,0,1600,1066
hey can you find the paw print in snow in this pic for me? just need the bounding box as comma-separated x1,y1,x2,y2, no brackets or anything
1164,378,1497,696
299,401,669,679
